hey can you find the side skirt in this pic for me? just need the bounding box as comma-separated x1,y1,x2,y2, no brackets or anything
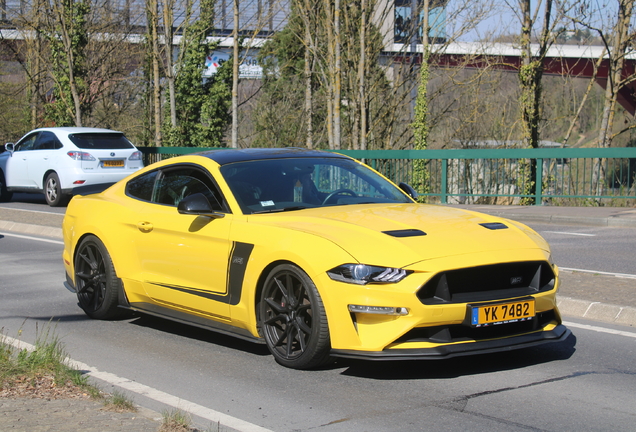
126,302,265,345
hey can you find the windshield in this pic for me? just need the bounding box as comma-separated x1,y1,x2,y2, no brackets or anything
69,133,134,149
220,157,412,214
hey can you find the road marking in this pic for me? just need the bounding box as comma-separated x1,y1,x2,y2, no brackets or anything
0,206,62,216
563,321,636,339
560,267,636,279
543,231,596,237
0,232,63,245
1,335,274,432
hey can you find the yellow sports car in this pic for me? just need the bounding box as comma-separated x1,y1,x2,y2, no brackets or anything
62,148,570,369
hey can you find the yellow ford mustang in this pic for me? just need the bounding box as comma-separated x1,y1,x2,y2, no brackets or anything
62,148,570,369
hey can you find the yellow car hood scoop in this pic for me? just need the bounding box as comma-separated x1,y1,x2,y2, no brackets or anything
382,228,427,237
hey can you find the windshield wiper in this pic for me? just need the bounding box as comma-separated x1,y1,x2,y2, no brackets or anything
253,206,308,214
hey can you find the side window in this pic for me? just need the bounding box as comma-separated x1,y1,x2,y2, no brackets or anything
33,131,63,150
15,134,38,152
153,166,226,211
126,170,158,201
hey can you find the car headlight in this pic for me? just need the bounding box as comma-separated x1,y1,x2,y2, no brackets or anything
327,264,412,285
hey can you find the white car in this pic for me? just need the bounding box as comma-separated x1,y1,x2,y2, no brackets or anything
0,127,144,206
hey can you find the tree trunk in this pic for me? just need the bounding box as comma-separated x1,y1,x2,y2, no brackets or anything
163,0,177,128
333,0,341,150
231,0,239,148
304,17,314,149
358,0,367,150
147,0,162,145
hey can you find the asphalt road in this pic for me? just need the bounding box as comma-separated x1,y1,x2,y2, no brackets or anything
534,223,636,275
1,230,636,431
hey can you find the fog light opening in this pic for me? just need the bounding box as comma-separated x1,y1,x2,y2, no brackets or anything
348,305,409,315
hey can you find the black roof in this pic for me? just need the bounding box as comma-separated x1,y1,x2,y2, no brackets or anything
197,148,349,165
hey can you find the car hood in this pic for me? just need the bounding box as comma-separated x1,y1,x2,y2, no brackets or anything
253,204,550,268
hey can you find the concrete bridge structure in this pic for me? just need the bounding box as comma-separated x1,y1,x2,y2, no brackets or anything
1,25,633,115
388,41,636,115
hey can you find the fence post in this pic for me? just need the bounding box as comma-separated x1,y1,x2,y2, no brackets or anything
441,158,448,204
535,158,543,205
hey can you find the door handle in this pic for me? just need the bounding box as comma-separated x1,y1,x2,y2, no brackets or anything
136,221,153,232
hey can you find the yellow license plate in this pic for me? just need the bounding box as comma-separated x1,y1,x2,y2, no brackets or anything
103,160,124,168
470,299,535,326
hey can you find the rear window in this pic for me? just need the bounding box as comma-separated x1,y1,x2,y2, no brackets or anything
69,133,134,149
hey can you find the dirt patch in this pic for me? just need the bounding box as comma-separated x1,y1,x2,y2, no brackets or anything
0,373,93,400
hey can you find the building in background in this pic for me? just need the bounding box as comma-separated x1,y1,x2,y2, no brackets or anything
0,0,448,80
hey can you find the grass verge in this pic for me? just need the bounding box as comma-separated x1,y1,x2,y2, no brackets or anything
1,325,214,431
0,325,97,399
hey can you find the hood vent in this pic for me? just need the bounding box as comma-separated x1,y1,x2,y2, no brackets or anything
382,229,427,238
480,222,508,230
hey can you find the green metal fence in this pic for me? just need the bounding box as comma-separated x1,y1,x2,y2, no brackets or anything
139,147,636,206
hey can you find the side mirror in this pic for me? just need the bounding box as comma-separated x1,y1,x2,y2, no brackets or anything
177,193,225,219
5,143,14,154
399,182,418,200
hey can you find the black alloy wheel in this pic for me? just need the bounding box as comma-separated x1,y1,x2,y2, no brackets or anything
260,264,331,369
75,235,123,320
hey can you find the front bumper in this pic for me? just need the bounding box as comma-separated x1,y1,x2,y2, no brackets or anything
330,324,570,361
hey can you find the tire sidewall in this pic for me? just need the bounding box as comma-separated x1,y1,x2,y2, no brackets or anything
260,263,331,369
75,235,122,320
0,170,12,202
45,172,66,207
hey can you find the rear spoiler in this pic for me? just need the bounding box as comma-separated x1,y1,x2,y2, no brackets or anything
72,182,116,196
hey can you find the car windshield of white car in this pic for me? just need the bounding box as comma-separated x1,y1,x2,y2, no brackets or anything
220,157,412,214
68,133,134,150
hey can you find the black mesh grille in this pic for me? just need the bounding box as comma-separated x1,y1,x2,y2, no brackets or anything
417,261,555,305
395,310,556,344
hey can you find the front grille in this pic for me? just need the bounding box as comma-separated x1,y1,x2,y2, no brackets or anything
395,310,556,344
417,261,555,305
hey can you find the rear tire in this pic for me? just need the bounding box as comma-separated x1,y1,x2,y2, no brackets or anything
259,264,331,369
74,235,124,320
0,171,12,202
44,172,69,207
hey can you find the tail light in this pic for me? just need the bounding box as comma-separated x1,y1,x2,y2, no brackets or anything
67,151,96,161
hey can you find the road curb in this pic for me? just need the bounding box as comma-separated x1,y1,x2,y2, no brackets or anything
0,220,63,239
558,297,636,327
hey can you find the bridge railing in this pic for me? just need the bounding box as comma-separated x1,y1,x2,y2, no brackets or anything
139,147,636,206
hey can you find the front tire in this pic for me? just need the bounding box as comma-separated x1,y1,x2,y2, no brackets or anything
260,264,331,369
74,235,124,320
0,171,12,202
44,172,68,207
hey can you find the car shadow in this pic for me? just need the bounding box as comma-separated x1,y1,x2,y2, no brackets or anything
4,313,97,324
333,332,577,379
128,313,271,357
5,192,49,205
22,310,576,375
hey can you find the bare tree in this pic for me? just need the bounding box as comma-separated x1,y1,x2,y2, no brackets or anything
566,0,636,198
595,0,635,148
162,0,177,128
146,0,162,145
231,0,239,148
